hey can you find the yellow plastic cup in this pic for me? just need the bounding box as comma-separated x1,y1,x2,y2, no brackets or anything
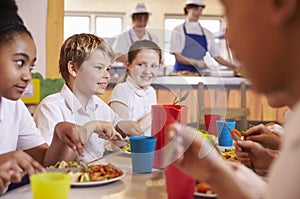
30,173,71,199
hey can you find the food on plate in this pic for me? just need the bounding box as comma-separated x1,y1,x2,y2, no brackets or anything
48,160,88,169
177,70,200,76
230,129,243,140
197,129,208,134
169,71,200,76
197,129,216,145
48,161,124,183
88,163,123,181
195,181,215,195
221,149,239,162
69,172,90,182
69,163,123,182
121,143,130,152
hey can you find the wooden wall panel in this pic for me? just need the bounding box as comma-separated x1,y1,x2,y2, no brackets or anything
46,0,64,78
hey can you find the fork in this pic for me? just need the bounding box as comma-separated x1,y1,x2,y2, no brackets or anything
173,90,189,105
86,150,122,165
97,134,129,144
224,121,256,172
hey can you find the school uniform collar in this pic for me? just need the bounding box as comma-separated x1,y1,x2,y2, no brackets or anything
126,76,152,97
60,84,98,114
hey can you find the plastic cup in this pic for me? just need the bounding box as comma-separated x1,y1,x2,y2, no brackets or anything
30,172,70,199
165,165,196,199
204,114,221,136
216,120,236,146
151,104,187,168
130,136,157,173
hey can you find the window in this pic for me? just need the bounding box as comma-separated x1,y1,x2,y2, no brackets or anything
164,15,226,66
95,17,122,45
64,16,90,40
64,12,124,44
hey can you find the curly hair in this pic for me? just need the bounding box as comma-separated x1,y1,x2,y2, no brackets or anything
0,0,32,49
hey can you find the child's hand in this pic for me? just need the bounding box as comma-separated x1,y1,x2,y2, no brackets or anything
83,121,122,142
0,151,45,178
116,120,144,136
244,124,281,150
54,122,85,156
0,160,22,192
235,140,277,170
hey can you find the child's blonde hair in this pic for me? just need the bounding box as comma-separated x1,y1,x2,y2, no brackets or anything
59,33,115,81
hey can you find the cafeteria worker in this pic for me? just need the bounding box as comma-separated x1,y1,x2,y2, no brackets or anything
170,0,238,73
112,3,159,63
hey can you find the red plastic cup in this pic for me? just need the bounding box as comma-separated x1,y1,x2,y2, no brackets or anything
165,165,196,199
151,105,187,169
204,114,221,136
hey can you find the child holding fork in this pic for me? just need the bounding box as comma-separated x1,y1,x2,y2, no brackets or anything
165,0,300,198
33,33,143,163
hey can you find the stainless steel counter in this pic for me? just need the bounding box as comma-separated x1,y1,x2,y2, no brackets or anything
108,76,250,89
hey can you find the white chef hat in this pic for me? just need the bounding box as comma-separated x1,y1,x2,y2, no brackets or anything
185,0,206,7
131,3,151,15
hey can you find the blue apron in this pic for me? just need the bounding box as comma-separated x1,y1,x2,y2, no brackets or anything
174,23,208,72
129,29,153,44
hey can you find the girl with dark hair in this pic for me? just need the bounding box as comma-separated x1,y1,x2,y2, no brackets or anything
0,0,98,193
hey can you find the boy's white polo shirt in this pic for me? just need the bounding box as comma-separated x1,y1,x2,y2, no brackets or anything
33,84,120,162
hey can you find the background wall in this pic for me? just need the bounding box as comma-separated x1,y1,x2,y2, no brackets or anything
65,0,225,27
17,0,48,77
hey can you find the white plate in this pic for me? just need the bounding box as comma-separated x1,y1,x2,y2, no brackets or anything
217,145,234,152
121,149,131,155
194,192,217,198
71,170,126,187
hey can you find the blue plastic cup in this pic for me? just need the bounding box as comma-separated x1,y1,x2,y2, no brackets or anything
130,136,157,173
216,120,236,146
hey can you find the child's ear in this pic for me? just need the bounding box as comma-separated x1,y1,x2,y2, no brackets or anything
67,61,78,77
125,60,132,70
